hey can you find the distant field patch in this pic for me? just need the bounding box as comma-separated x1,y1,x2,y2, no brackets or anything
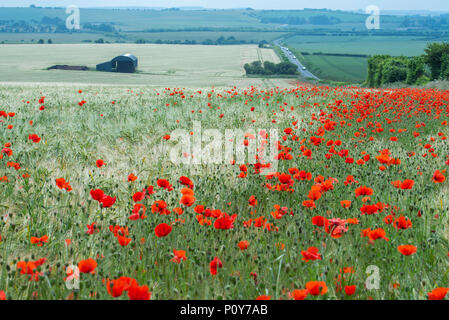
0,43,283,87
286,35,443,56
293,51,368,83
0,32,287,45
284,35,440,82
0,33,116,44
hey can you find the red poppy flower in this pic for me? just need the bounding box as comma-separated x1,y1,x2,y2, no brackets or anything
96,159,105,168
360,204,380,215
170,249,187,263
393,216,412,230
100,195,116,208
17,258,46,281
55,178,72,192
152,200,170,215
180,194,196,207
130,203,147,220
78,258,97,274
194,205,204,214
400,179,415,190
305,281,328,296
301,247,322,262
127,283,151,300
117,235,132,246
291,289,308,300
1,147,12,157
248,195,258,207
214,213,237,230
30,235,48,247
428,288,449,300
154,223,172,238
355,186,373,197
209,256,222,275
366,228,389,242
28,134,41,143
344,285,356,296
340,200,351,208
432,170,446,183
179,176,194,188
106,277,137,298
302,200,316,208
90,189,105,201
238,240,249,250
157,179,173,191
86,222,99,235
132,191,145,202
397,245,417,256
278,173,293,185
312,215,327,227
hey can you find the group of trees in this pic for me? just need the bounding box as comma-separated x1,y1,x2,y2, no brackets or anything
37,39,52,44
424,42,449,80
202,36,253,45
244,61,298,76
135,36,258,45
83,23,116,33
0,17,116,34
399,15,449,30
259,14,341,25
302,52,368,58
0,19,61,33
366,42,449,87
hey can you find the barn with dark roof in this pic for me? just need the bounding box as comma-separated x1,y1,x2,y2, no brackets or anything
96,54,138,73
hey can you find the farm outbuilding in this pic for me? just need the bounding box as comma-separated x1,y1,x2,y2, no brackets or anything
96,54,138,73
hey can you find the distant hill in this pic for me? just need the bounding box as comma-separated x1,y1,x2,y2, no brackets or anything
380,10,449,16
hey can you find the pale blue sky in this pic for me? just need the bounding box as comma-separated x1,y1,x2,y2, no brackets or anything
1,0,449,11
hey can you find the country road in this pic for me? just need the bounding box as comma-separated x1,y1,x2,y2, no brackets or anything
273,39,320,81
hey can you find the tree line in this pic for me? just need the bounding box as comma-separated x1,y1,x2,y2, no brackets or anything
259,14,341,25
302,52,369,58
0,17,116,33
244,61,298,76
135,36,258,45
366,42,449,87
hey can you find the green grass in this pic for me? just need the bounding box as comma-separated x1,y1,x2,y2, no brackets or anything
285,35,445,57
295,52,368,83
0,7,404,32
0,8,263,31
0,83,448,300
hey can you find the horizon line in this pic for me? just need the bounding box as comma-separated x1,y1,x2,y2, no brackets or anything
1,6,449,13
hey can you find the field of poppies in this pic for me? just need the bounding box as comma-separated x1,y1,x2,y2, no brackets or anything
0,83,448,300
